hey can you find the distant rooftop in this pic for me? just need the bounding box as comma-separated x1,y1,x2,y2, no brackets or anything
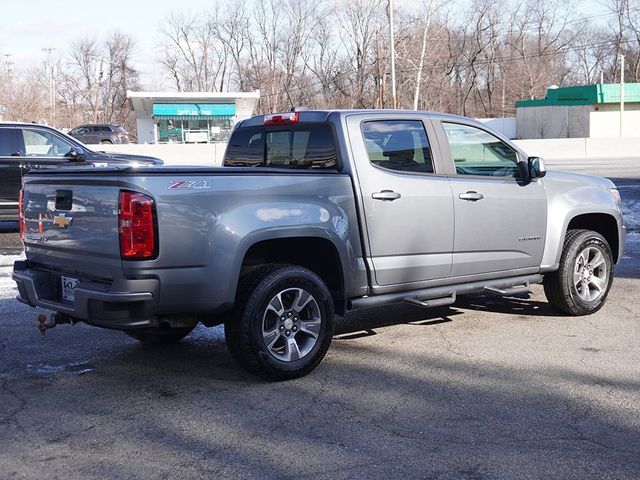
127,90,260,101
516,83,640,107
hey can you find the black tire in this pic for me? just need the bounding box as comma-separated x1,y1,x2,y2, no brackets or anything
225,265,335,381
543,229,614,315
100,140,113,144
125,325,195,344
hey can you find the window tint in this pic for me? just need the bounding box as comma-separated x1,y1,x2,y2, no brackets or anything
225,124,337,169
225,126,264,166
0,128,14,156
443,123,519,177
21,129,73,157
100,126,112,133
361,120,434,173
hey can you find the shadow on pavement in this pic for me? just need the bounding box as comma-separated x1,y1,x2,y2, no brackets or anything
1,317,638,479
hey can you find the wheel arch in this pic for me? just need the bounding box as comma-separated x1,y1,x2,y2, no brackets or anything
566,213,620,263
541,209,623,271
236,235,347,314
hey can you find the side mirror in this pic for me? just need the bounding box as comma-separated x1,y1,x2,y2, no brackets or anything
528,156,546,179
65,147,85,162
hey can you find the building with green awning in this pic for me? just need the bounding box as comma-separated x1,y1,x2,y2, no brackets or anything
128,91,260,144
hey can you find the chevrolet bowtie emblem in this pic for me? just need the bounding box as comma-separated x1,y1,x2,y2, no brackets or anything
53,215,72,229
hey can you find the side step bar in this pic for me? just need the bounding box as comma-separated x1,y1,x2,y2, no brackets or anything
404,292,456,309
348,274,543,311
483,282,531,296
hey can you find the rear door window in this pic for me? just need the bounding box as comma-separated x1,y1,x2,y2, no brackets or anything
225,124,337,169
361,120,434,173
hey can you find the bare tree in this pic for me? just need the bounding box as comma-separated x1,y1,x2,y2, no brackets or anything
56,32,140,132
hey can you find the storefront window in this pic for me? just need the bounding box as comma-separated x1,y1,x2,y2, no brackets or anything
153,103,236,143
155,117,234,143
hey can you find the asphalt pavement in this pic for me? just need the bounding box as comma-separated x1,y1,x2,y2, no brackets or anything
0,162,639,479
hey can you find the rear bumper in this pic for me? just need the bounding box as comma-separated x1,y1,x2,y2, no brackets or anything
12,260,159,329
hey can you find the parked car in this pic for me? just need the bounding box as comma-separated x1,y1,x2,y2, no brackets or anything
13,110,625,380
68,124,130,144
0,122,162,220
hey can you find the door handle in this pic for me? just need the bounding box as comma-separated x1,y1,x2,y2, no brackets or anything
458,191,484,201
372,190,401,201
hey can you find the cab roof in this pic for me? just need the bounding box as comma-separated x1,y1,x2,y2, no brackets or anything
237,109,475,128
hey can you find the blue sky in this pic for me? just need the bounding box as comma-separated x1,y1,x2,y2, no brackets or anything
0,0,212,87
1,0,610,89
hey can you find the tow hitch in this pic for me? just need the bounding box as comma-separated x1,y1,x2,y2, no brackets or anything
37,313,76,335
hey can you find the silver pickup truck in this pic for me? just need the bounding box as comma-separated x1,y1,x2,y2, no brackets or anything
13,110,626,380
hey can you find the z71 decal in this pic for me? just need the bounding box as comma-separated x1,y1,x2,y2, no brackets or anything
168,180,213,190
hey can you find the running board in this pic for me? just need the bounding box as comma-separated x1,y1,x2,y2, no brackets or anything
404,292,456,308
483,282,530,296
348,274,543,311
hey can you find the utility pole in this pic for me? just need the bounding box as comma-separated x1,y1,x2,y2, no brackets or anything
620,54,625,137
42,48,56,126
388,0,397,109
3,54,13,78
94,60,104,123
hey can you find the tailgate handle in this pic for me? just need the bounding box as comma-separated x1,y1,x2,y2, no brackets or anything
55,190,73,211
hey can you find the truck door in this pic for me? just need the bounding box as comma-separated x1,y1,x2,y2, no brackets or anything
346,114,454,290
436,121,547,277
0,127,21,220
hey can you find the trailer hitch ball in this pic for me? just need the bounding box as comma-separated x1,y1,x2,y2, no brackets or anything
38,313,70,335
38,314,48,335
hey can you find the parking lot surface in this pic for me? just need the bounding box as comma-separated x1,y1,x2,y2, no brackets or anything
0,164,639,479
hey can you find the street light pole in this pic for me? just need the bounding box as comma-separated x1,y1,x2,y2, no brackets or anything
388,0,397,109
620,54,625,137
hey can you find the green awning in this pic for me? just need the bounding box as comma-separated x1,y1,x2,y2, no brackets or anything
154,115,233,121
152,103,236,116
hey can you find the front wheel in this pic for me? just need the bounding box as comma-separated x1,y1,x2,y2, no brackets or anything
225,265,335,381
544,229,614,315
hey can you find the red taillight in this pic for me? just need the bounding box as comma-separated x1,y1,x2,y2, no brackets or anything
264,112,299,126
18,189,25,243
118,191,157,260
116,132,126,138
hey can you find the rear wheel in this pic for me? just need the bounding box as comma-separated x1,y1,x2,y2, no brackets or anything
100,139,113,144
225,265,335,381
125,326,195,344
543,229,613,315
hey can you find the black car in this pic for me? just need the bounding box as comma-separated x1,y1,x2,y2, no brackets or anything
69,124,130,144
0,122,162,220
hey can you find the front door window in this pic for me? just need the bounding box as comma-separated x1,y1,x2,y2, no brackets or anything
443,123,519,177
21,129,73,157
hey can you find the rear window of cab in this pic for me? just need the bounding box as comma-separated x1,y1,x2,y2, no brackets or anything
224,124,337,169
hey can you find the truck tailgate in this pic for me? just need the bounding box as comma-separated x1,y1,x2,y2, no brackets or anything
22,175,124,279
